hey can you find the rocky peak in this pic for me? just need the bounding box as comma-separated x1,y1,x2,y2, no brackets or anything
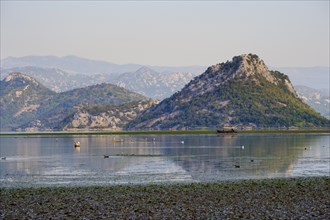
3,72,40,87
185,54,298,98
127,54,328,130
206,54,274,84
135,66,158,75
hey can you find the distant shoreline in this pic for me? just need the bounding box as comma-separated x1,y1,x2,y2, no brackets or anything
0,129,329,136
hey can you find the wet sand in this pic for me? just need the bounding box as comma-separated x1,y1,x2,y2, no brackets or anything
1,177,329,219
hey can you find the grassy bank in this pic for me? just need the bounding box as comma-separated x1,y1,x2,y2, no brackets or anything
0,129,329,136
1,177,329,219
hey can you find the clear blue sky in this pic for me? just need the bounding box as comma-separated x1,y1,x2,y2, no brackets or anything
1,1,329,67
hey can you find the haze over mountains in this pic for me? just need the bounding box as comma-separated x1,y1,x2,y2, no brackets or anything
1,55,206,75
1,55,329,92
0,54,328,130
1,56,203,99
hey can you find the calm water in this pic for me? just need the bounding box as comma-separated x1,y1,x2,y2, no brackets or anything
0,133,329,188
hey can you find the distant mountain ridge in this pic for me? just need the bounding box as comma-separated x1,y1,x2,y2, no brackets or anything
275,66,330,91
127,54,329,130
1,55,205,75
115,66,195,99
1,56,202,100
295,85,330,119
0,72,155,131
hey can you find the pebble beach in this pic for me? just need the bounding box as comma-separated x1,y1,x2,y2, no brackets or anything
1,177,329,219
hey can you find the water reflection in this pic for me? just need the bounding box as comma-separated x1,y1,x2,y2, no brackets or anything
0,134,329,187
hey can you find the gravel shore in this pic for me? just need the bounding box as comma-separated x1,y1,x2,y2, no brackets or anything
1,177,329,219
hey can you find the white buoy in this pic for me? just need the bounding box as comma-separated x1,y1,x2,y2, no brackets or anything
181,141,185,144
241,145,244,149
74,141,80,148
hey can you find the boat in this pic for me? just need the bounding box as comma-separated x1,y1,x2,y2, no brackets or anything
74,142,81,148
216,129,237,134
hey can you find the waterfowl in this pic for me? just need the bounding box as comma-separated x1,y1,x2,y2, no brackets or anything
104,155,110,158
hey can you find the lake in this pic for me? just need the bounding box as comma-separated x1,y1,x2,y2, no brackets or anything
0,133,329,188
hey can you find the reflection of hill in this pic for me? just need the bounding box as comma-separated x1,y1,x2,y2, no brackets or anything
164,134,327,179
82,134,327,180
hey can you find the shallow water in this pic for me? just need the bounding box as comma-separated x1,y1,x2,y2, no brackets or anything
0,133,329,187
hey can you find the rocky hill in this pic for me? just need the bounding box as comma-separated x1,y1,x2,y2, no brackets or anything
126,54,329,130
61,100,159,130
295,85,330,119
0,72,154,131
0,72,56,129
115,66,195,99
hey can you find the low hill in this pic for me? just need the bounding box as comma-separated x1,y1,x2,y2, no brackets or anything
0,72,154,131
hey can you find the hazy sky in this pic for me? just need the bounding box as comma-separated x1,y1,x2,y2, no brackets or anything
1,1,329,67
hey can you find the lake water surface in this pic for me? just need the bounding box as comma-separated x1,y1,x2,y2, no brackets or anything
0,133,329,188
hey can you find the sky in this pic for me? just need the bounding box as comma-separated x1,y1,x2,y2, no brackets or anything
1,1,329,67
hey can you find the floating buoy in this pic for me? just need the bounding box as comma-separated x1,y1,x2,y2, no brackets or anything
181,141,185,144
241,145,244,149
250,159,254,162
74,142,80,148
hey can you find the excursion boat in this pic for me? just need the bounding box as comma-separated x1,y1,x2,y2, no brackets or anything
216,129,237,134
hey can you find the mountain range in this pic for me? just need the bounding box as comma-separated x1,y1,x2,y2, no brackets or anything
1,55,328,100
126,54,328,130
1,54,329,131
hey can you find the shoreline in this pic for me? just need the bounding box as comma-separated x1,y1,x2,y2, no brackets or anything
1,129,329,136
1,177,329,219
